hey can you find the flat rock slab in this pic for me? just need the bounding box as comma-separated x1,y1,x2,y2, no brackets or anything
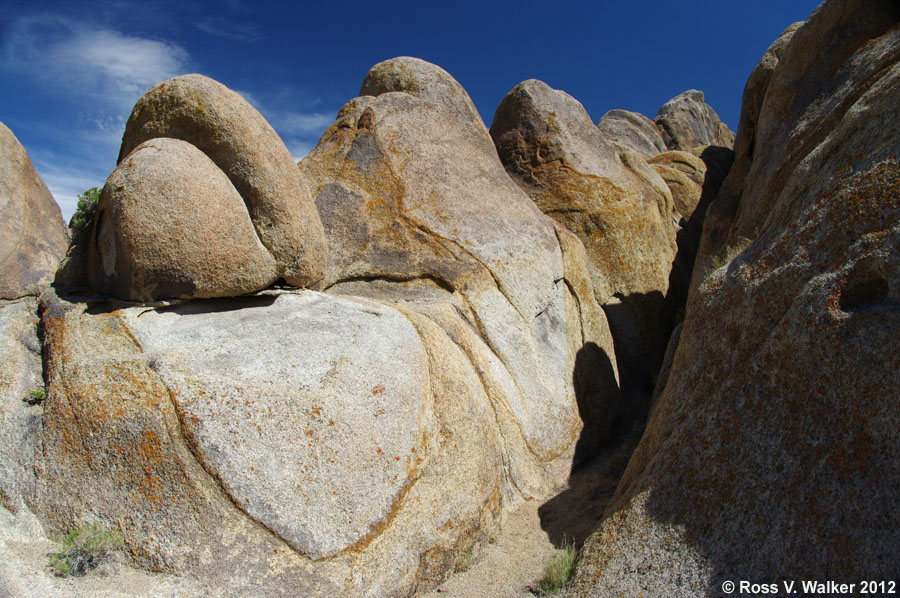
121,292,429,560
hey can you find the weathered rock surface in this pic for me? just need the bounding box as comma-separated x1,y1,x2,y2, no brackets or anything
570,1,900,595
0,123,68,299
87,138,278,301
0,298,42,513
648,150,706,222
690,21,802,296
23,57,623,597
596,109,666,158
653,89,735,151
490,78,677,402
118,74,326,289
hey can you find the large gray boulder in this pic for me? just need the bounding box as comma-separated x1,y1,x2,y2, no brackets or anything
490,78,677,403
118,74,327,289
0,123,68,299
653,89,735,151
87,138,278,301
569,1,900,595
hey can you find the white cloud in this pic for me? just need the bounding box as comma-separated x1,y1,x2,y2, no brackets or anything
278,112,335,135
235,89,334,160
3,15,190,111
289,141,315,163
52,29,189,99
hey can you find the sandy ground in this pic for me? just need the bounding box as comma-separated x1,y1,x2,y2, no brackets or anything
417,443,627,598
0,506,204,598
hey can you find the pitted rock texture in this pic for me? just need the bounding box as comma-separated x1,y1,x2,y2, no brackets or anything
0,298,42,513
121,293,429,560
0,123,68,299
596,109,667,158
490,78,677,402
653,89,735,152
569,1,900,595
117,73,326,289
88,138,278,301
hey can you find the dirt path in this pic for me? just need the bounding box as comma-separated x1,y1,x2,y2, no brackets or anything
417,441,629,598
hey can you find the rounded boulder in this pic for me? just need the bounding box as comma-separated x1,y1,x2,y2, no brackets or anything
119,74,326,288
88,138,278,301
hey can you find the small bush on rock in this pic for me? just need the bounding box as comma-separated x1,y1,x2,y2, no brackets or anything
69,187,101,237
454,547,475,572
24,388,46,405
48,522,123,577
538,543,576,595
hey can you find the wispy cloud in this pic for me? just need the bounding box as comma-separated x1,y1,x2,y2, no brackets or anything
277,112,335,135
31,153,110,223
3,14,190,111
1,14,191,219
287,141,316,163
196,19,263,42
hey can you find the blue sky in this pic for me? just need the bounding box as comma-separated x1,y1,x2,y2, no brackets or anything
1,0,821,222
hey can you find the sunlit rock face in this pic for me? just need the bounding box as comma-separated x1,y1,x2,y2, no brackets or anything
490,77,678,405
0,122,68,300
84,74,326,301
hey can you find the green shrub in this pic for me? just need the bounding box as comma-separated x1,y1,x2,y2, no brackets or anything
69,187,102,237
48,522,123,577
538,544,576,595
454,547,475,572
25,388,46,405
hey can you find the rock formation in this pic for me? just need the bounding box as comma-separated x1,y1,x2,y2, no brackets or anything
570,0,900,594
490,78,678,405
654,89,735,151
89,138,278,301
4,59,623,597
595,109,667,158
649,146,735,311
85,74,327,300
0,123,68,299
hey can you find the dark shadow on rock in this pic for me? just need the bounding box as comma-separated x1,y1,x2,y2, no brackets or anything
600,290,664,425
539,421,646,549
150,293,279,316
571,341,622,470
541,147,736,556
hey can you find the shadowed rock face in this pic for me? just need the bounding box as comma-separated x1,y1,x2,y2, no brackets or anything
89,74,326,299
490,78,677,408
0,123,68,299
654,89,735,152
570,1,900,595
19,58,623,597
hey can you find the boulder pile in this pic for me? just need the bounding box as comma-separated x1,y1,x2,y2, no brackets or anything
87,74,327,301
5,59,624,597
